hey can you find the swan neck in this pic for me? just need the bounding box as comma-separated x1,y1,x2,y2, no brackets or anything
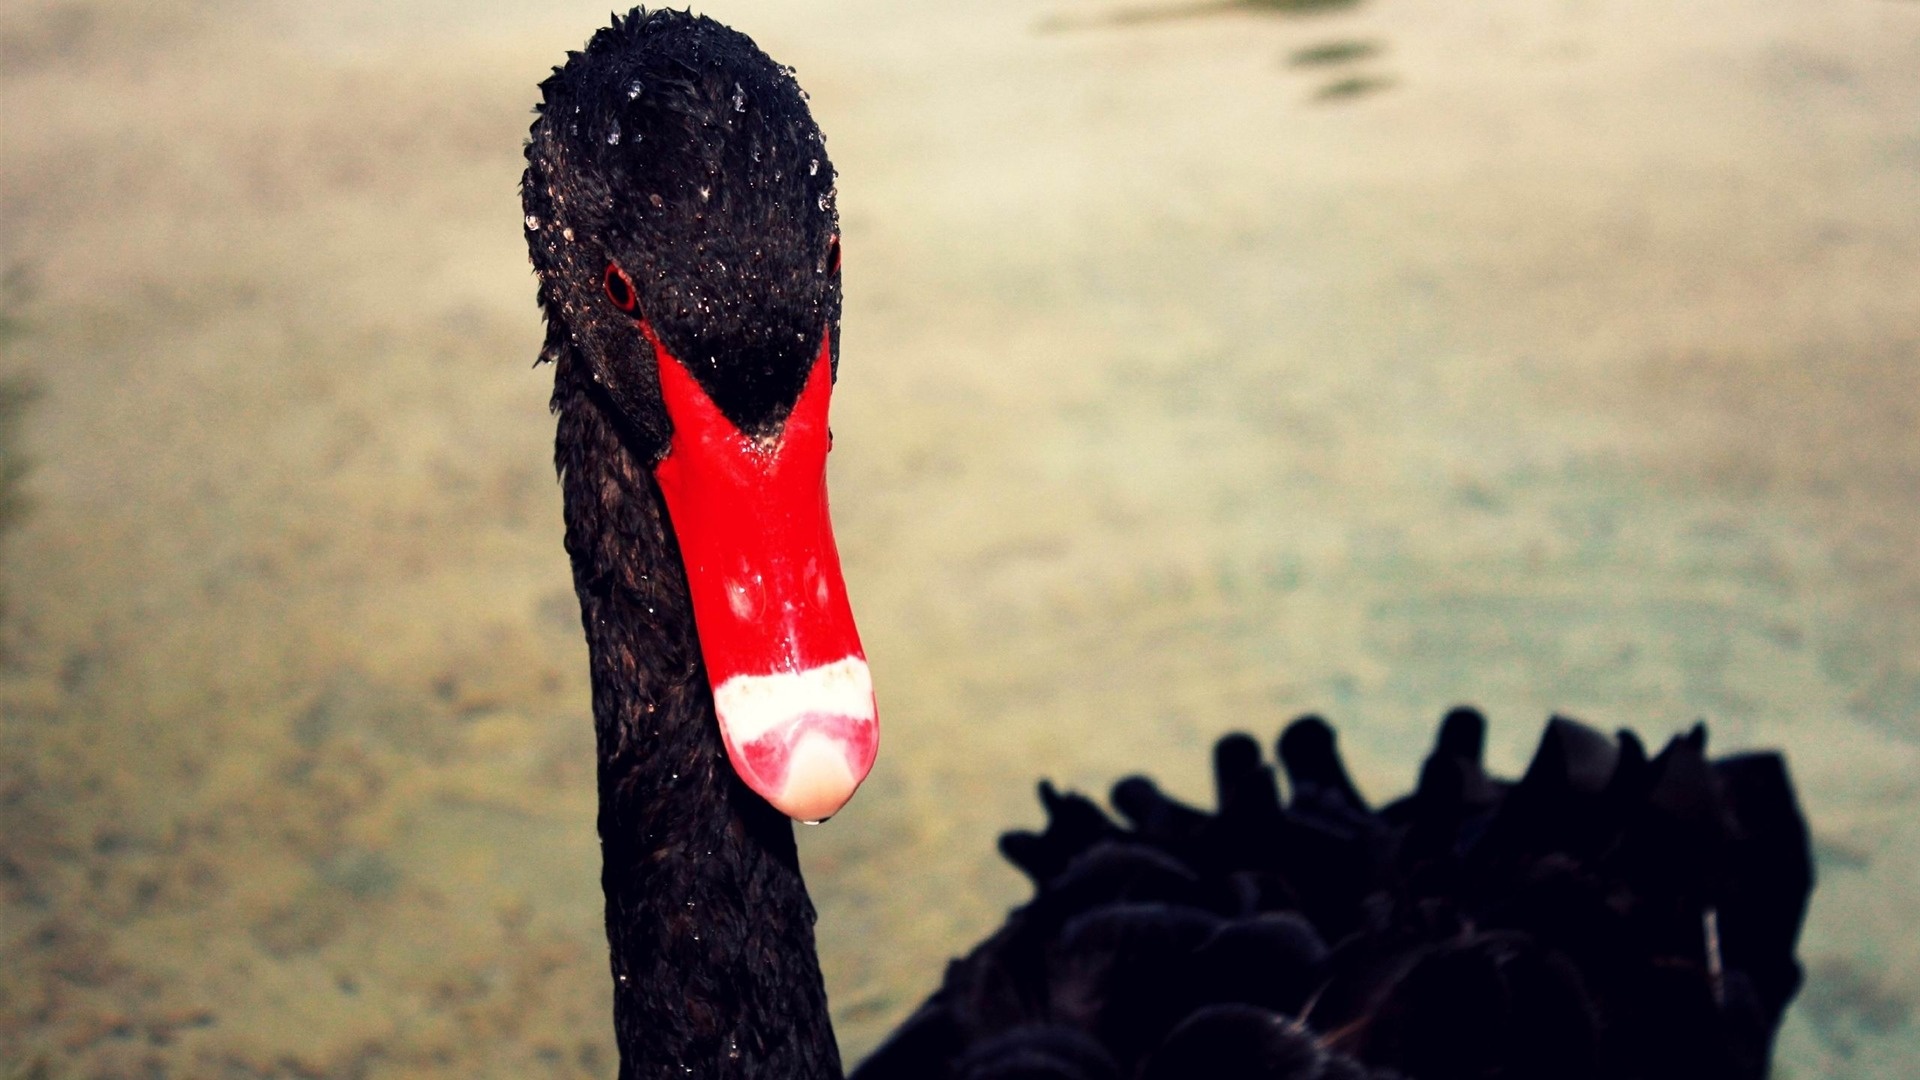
555,375,843,1079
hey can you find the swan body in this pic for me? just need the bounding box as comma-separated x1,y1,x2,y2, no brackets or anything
521,10,1812,1079
854,711,1811,1080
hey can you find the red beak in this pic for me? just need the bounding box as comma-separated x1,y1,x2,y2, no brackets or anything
648,325,878,822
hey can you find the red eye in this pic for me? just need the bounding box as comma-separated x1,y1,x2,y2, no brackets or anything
604,262,638,313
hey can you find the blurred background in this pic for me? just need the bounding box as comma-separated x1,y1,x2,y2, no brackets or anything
2,0,1916,1076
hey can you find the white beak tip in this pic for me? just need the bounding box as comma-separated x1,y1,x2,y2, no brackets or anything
712,657,879,822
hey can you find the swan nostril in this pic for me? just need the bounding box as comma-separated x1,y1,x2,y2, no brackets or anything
726,575,764,621
805,558,829,609
725,568,771,622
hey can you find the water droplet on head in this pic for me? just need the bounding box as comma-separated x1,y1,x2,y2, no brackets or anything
732,83,747,112
698,185,711,202
626,79,644,100
562,227,575,241
524,213,541,230
649,193,663,208
606,119,621,145
808,158,819,176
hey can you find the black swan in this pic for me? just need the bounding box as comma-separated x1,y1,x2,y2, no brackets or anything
520,10,1813,1079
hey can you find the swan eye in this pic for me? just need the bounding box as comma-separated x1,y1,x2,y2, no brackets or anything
604,262,639,313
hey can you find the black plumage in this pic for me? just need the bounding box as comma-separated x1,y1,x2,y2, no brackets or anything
521,10,1814,1079
858,712,1812,1080
525,8,840,451
524,10,843,1079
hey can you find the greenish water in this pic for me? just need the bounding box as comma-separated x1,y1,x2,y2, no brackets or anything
2,1,1917,1077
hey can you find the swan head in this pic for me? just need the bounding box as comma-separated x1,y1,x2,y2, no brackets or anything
523,10,874,823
